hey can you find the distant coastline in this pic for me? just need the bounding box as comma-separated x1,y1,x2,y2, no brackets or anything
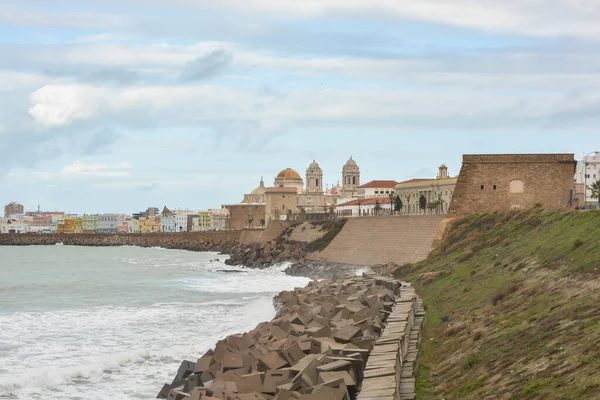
0,232,240,254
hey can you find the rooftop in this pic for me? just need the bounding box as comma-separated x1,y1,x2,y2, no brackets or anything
359,180,398,189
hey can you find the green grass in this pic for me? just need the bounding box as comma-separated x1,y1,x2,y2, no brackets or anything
394,209,600,399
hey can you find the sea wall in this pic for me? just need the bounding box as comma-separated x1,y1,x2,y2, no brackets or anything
0,232,241,252
157,274,424,400
310,216,446,266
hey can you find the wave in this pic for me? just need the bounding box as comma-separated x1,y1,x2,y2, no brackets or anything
0,349,151,392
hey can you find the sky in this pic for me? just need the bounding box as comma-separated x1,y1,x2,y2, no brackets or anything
1,1,600,214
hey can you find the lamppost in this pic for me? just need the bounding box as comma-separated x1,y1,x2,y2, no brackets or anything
583,151,599,209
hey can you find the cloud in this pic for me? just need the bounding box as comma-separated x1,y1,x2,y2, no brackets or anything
81,128,123,156
180,49,233,81
61,161,132,177
8,0,600,39
28,84,107,127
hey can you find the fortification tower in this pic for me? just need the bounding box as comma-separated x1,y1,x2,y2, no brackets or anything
305,160,324,194
342,156,360,197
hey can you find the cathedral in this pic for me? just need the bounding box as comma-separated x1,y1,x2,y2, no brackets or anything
240,157,361,212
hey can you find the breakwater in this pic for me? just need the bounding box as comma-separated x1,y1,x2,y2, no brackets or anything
157,274,424,400
0,232,240,253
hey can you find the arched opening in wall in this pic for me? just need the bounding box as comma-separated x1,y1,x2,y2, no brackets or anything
510,180,525,194
353,176,356,185
316,178,319,188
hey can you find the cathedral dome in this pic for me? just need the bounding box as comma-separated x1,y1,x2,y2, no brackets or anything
309,160,321,170
250,177,266,195
276,168,302,181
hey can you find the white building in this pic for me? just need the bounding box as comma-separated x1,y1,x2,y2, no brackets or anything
576,152,600,208
175,214,188,232
336,197,393,217
128,218,141,233
356,180,398,200
161,215,177,233
98,214,122,233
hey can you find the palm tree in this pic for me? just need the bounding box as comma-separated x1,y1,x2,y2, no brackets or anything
589,180,600,207
259,218,265,228
374,200,382,216
388,193,395,215
419,195,427,214
394,195,403,215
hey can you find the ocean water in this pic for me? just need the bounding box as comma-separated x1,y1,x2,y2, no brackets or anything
0,245,310,400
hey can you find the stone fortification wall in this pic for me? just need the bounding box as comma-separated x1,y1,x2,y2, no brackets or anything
448,154,576,216
311,216,445,266
157,274,424,400
0,231,241,252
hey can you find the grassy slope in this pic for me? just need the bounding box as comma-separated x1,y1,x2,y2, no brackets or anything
393,209,600,399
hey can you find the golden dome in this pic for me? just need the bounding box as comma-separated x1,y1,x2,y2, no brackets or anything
276,168,302,181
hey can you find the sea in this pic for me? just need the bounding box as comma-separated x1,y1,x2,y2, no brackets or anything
0,245,310,400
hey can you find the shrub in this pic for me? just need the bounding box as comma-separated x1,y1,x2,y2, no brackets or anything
492,292,506,305
463,353,481,370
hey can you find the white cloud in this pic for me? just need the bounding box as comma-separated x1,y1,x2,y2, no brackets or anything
60,161,132,177
26,82,599,132
11,0,600,38
28,85,108,127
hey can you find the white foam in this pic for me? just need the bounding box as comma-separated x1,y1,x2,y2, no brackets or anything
0,248,307,400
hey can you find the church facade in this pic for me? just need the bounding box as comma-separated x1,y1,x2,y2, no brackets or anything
224,157,361,227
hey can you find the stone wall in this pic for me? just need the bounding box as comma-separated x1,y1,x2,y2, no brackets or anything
448,154,576,216
0,231,241,252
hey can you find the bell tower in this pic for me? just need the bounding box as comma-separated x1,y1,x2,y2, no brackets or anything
342,156,360,197
306,160,323,194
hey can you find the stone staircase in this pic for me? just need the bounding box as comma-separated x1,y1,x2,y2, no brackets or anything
311,216,445,266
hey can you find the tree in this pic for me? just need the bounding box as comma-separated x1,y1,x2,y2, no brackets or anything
394,195,403,214
259,218,265,228
419,195,427,214
590,179,600,207
247,214,254,229
374,200,382,216
388,193,395,215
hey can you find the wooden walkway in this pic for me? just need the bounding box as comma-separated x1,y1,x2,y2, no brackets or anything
357,276,426,400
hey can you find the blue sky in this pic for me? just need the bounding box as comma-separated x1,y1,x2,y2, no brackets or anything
1,0,600,214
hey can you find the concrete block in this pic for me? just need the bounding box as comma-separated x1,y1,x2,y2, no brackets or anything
281,342,306,366
262,370,293,394
258,351,289,371
237,372,265,394
223,353,244,370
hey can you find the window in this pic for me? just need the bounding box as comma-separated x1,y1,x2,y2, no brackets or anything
353,177,356,185
282,205,286,211
481,185,485,190
493,185,497,190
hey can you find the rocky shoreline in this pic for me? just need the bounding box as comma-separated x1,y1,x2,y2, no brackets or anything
156,273,421,400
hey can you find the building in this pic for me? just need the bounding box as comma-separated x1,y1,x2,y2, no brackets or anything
225,158,359,229
128,218,141,234
57,218,81,234
191,211,214,232
265,186,298,222
176,214,188,232
336,197,393,217
140,217,161,233
4,202,24,217
210,208,229,230
575,152,600,209
146,207,159,217
98,214,122,233
160,206,177,232
82,215,98,233
224,203,265,230
341,157,361,198
357,180,398,199
395,165,457,215
448,154,576,216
